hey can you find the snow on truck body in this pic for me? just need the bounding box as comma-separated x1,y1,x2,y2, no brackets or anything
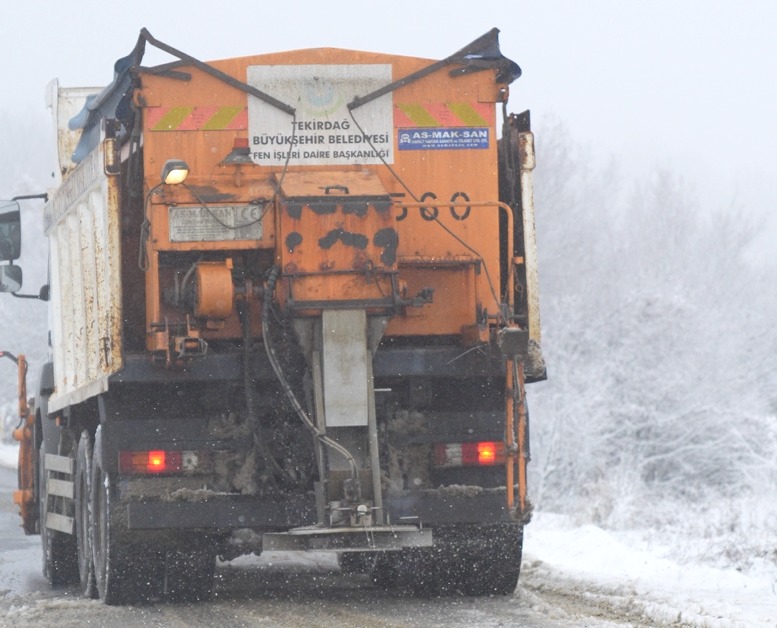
2,28,544,604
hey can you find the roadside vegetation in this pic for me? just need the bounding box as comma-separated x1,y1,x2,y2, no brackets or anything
530,119,777,573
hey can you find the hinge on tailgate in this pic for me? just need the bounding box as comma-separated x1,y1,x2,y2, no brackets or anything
149,315,209,367
173,314,208,360
174,335,208,359
101,336,112,367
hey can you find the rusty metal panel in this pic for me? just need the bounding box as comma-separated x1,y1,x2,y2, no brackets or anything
45,142,124,414
277,170,397,308
45,80,103,182
385,261,479,336
66,211,86,388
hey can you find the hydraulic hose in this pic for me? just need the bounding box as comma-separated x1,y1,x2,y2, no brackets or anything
239,299,291,485
261,267,361,489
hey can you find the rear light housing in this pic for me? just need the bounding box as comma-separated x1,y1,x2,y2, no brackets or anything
433,441,506,468
119,450,183,475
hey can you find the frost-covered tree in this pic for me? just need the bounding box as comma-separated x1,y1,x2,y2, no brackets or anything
529,120,777,532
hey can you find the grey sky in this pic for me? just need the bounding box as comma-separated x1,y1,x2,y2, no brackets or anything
1,1,775,255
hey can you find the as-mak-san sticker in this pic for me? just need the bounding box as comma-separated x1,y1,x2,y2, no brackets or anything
247,64,393,167
394,102,493,151
398,128,489,151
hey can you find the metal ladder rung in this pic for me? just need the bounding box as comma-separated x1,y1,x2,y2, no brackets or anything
44,453,74,475
45,512,74,534
43,452,76,536
47,478,74,499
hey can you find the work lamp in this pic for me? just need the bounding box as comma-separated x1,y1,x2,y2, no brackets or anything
160,159,190,185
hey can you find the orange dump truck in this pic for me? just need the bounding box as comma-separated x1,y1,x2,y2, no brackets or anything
0,27,544,604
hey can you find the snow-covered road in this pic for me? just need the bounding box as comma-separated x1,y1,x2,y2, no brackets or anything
0,441,773,627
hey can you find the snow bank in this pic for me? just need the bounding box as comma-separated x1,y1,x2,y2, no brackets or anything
524,512,777,628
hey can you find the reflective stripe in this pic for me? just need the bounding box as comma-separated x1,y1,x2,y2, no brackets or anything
394,102,493,128
148,106,248,131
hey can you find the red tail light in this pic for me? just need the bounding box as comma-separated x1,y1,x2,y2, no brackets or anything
147,450,167,472
433,441,506,467
477,441,498,465
119,450,182,474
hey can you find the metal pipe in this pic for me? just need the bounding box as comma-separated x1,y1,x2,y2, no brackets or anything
505,360,515,509
365,356,384,525
515,361,528,515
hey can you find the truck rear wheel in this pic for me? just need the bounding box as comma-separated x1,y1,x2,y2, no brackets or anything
91,427,163,605
371,523,523,596
164,546,216,602
75,431,97,598
39,445,78,585
338,552,376,575
439,523,523,596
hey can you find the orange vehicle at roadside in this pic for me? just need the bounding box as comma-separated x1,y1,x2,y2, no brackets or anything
0,27,544,604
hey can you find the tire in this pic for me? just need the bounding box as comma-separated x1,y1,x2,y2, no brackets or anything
91,426,164,605
371,524,523,597
370,548,436,596
338,552,375,575
440,523,523,596
164,546,216,602
370,552,400,589
75,431,97,598
39,444,78,586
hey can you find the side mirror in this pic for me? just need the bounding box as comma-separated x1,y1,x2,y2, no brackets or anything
0,264,22,293
0,201,21,262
